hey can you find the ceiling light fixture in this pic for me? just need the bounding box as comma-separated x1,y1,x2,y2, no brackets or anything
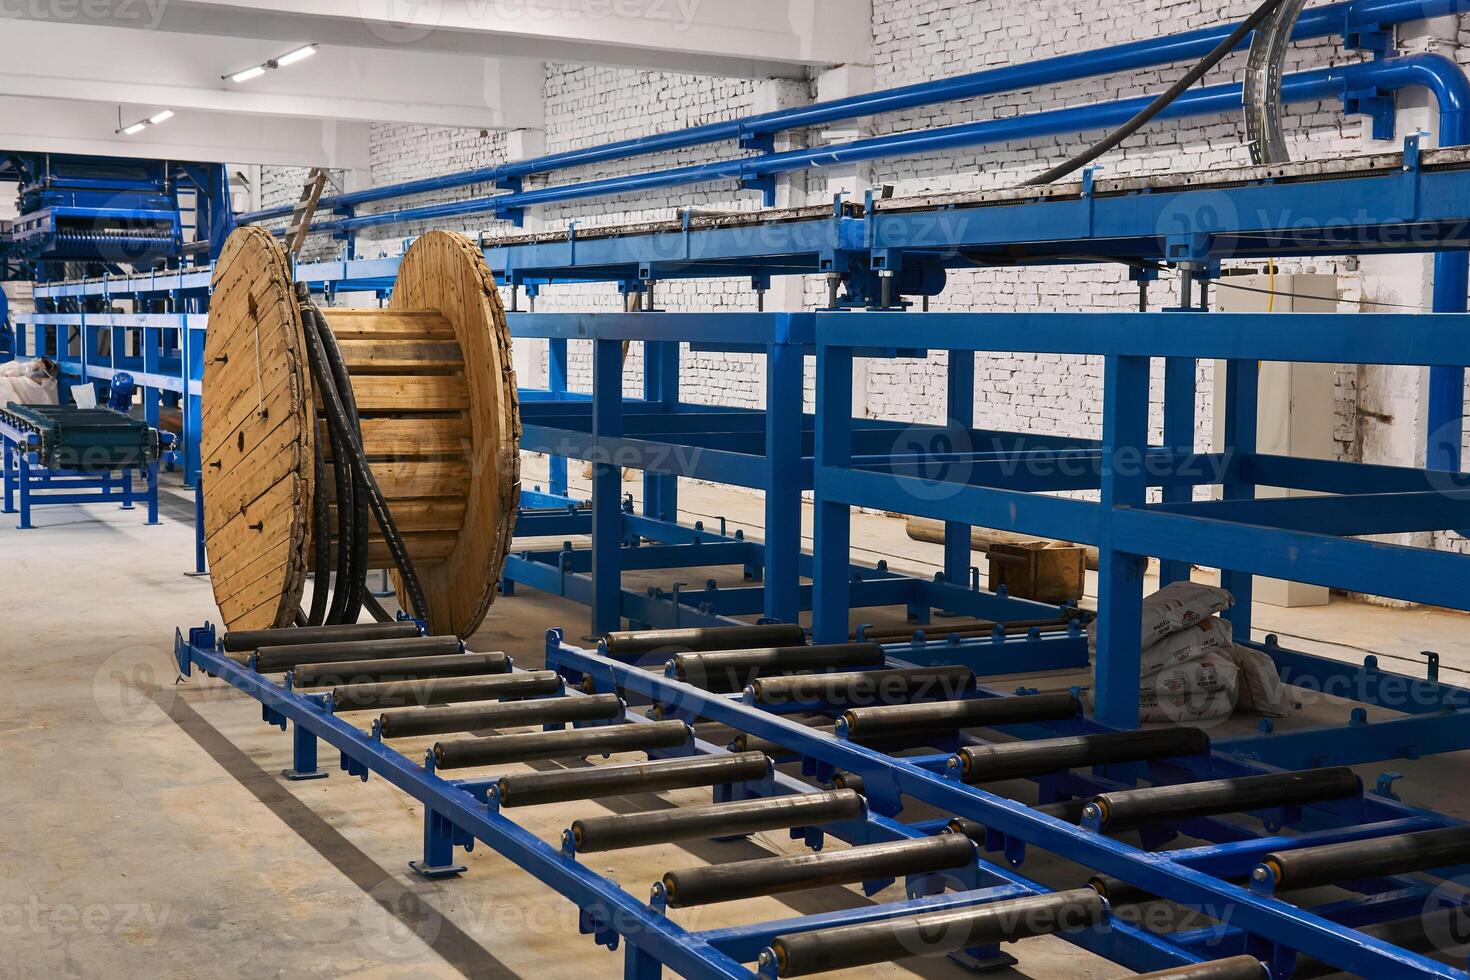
225,44,318,83
117,109,175,135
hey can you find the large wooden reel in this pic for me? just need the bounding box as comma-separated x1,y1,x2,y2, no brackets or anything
202,228,521,638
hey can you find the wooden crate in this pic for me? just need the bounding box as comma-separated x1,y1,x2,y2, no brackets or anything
987,541,1086,605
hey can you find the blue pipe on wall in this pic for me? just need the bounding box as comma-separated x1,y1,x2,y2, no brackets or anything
316,54,1470,234
239,0,1470,226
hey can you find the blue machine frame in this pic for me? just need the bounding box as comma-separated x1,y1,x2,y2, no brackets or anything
0,412,170,529
171,622,1470,978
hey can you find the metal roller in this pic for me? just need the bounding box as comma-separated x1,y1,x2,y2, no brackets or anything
293,653,508,688
571,789,864,853
1129,958,1269,980
433,720,691,770
1084,767,1361,832
497,752,771,807
661,835,976,908
671,643,885,693
761,887,1105,976
253,635,465,673
1256,824,1470,893
751,666,975,706
330,671,560,712
955,728,1211,783
379,693,623,739
945,799,1088,842
841,692,1080,740
603,624,807,657
223,621,421,652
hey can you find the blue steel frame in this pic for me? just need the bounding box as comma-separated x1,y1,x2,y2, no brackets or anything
167,618,1470,978
549,636,1470,979
171,621,1294,979
505,310,1081,637
0,413,168,529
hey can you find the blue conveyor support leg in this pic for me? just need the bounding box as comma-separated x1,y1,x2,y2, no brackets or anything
1160,356,1197,588
813,344,855,645
550,338,570,498
765,340,804,623
945,350,977,606
1220,358,1260,641
643,340,680,522
592,338,625,636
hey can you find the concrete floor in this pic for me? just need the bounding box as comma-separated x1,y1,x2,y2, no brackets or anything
4,460,1470,979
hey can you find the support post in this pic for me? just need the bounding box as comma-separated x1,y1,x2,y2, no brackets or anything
592,338,625,636
16,449,32,529
411,808,467,879
1159,356,1197,587
549,337,570,498
282,722,328,781
1220,358,1260,639
764,339,804,623
813,343,855,644
643,340,680,522
944,350,976,604
1428,251,1468,473
1094,354,1152,729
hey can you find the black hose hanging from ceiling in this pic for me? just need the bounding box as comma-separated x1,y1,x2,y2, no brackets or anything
293,285,433,633
1022,0,1293,187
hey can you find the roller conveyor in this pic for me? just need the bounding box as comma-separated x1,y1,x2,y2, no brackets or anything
171,621,1470,979
1255,824,1470,893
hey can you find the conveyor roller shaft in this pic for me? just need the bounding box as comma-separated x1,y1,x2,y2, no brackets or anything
841,692,1079,740
604,624,806,657
433,720,691,770
671,643,884,693
571,789,864,853
955,728,1211,783
496,752,771,807
253,635,465,673
330,671,560,711
1084,767,1361,831
379,694,623,739
752,666,975,705
293,653,507,687
762,887,1105,976
223,622,421,652
661,835,976,908
1256,824,1470,892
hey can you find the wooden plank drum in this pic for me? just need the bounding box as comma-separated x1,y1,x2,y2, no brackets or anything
201,227,521,637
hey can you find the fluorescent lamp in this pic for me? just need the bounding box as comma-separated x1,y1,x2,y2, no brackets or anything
148,109,175,124
122,122,147,135
230,65,267,83
276,44,317,66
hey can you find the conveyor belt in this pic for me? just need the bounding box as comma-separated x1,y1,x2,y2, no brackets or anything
1,402,158,471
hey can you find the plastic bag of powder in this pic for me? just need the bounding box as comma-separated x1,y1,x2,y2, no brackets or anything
1224,644,1291,718
1139,617,1234,677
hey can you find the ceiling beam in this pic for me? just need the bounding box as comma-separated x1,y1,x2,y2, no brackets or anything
0,96,371,169
1,0,872,78
0,21,546,130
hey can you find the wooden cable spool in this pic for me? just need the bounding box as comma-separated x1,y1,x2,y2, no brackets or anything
202,227,520,638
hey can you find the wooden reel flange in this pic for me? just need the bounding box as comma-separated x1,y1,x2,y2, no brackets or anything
202,227,521,638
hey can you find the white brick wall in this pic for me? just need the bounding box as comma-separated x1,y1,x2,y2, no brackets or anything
258,2,1467,545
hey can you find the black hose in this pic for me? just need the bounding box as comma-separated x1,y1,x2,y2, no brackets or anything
294,288,433,632
1023,0,1292,187
314,308,370,624
301,306,359,626
305,436,332,626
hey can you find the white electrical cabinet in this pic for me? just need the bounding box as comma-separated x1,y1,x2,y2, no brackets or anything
1213,274,1338,608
